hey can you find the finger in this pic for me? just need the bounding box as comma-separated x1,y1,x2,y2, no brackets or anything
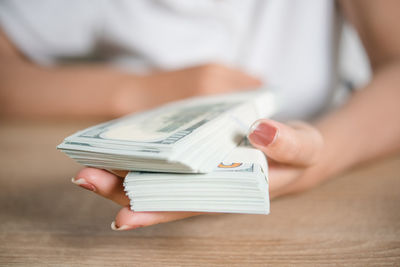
222,66,262,89
267,165,303,199
206,63,262,90
248,119,324,166
72,167,129,206
111,207,202,230
230,70,262,89
271,164,329,199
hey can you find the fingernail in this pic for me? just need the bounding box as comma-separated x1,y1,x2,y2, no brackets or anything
248,121,278,147
71,177,96,192
111,221,143,231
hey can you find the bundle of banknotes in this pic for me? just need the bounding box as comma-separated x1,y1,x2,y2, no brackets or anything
58,90,275,214
124,145,270,214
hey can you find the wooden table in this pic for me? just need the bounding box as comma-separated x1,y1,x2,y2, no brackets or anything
1,120,399,266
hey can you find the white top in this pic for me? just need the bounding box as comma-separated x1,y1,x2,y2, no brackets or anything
0,0,342,120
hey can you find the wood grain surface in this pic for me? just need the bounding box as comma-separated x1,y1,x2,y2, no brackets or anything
0,120,399,266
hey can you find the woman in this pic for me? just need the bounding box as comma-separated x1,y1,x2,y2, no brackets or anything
0,0,399,230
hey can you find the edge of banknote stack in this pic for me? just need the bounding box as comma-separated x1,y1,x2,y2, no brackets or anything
124,146,270,214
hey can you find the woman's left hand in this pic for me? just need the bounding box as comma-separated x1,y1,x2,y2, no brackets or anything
72,119,325,230
247,119,325,198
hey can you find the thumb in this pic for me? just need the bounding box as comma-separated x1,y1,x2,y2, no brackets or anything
247,119,324,166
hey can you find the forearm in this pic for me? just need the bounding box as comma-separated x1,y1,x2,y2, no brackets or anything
0,57,147,118
312,62,400,179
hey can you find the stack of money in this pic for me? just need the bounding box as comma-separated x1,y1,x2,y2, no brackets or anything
58,90,274,214
124,145,270,214
57,90,275,173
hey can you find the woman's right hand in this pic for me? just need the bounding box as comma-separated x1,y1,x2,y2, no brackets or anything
114,63,262,115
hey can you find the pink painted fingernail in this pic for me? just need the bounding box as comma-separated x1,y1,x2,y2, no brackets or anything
248,121,278,147
71,177,96,192
111,221,143,231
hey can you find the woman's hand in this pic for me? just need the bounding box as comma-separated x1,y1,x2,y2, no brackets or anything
114,63,262,115
247,119,324,198
72,167,203,230
72,119,325,230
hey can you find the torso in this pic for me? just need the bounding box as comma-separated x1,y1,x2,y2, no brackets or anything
0,0,340,119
